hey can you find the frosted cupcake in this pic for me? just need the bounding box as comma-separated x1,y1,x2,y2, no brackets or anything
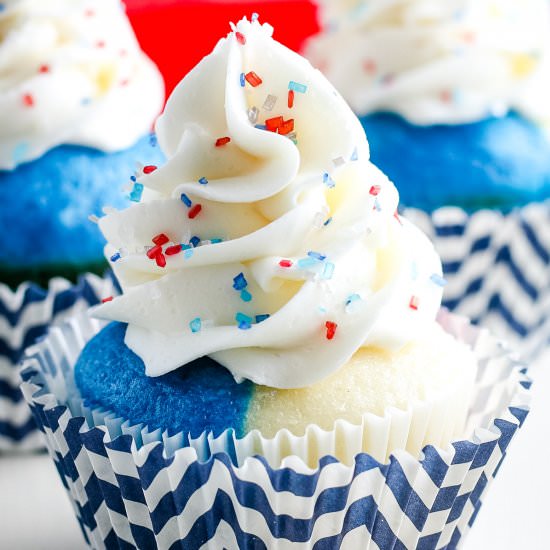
0,0,164,449
21,18,529,549
305,0,550,357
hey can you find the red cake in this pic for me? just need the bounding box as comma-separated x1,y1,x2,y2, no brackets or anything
126,0,319,94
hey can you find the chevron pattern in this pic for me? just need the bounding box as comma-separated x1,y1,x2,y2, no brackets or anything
405,200,550,360
0,273,117,450
20,312,530,549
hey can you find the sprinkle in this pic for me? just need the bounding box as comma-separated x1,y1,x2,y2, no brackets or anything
146,244,162,259
189,317,202,333
180,193,192,207
210,238,223,244
236,312,253,328
88,214,99,224
38,64,50,74
255,314,270,323
333,157,345,167
345,293,361,307
96,40,105,48
279,259,293,268
279,119,295,136
149,134,158,147
265,116,283,131
240,72,246,87
233,272,248,290
152,233,170,246
321,262,335,280
288,81,308,94
155,253,166,268
181,243,192,250
323,173,336,188
165,244,182,256
198,176,208,185
238,320,252,330
143,165,157,174
394,210,403,225
184,248,194,259
245,71,262,87
235,31,246,45
22,93,34,107
262,94,277,111
255,124,267,130
374,198,381,212
350,147,358,161
430,274,448,287
325,321,337,340
288,89,295,108
130,175,137,182
240,289,252,302
409,296,419,310
307,251,326,261
190,236,200,247
248,106,259,124
286,132,298,145
110,252,121,263
215,136,231,147
129,182,143,202
323,217,333,226
363,59,377,74
297,257,318,269
251,12,259,22
369,185,381,196
102,296,114,303
188,204,202,219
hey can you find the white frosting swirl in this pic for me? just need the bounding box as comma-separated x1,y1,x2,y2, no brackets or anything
0,0,164,169
94,18,444,389
305,0,550,125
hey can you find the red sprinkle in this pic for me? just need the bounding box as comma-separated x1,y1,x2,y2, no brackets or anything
288,89,295,108
146,244,162,259
96,40,105,48
84,8,95,16
245,71,262,87
235,32,246,45
325,321,337,340
152,233,170,246
394,210,403,225
440,90,452,103
409,296,419,310
279,259,293,268
279,119,295,136
155,252,167,268
215,136,231,147
22,93,34,107
265,116,284,132
102,296,113,303
143,165,157,174
165,244,182,256
369,185,381,196
38,64,50,74
363,59,377,74
188,204,202,219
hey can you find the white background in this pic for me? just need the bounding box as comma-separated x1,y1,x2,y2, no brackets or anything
1,350,548,549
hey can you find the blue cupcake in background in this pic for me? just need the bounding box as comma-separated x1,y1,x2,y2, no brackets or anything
0,0,164,450
305,0,550,357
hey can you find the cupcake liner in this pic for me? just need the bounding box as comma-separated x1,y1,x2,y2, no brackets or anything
0,273,118,451
20,310,530,549
405,200,550,360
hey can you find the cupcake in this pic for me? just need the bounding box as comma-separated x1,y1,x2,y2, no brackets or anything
20,17,530,549
0,0,164,449
305,0,550,357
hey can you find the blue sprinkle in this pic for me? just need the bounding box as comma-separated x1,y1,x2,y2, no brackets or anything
240,72,246,87
198,176,208,185
110,252,121,263
350,147,358,161
430,273,448,287
189,317,202,333
288,81,308,93
255,314,270,323
307,251,326,261
130,175,137,182
323,172,336,188
297,257,318,269
180,193,192,207
254,124,267,130
251,12,259,22
181,243,192,250
323,217,333,226
184,248,194,259
345,293,361,306
190,236,200,247
129,182,144,202
240,289,252,302
321,262,335,280
210,238,223,244
233,272,248,290
238,320,252,330
374,198,381,211
149,133,158,147
81,97,92,106
236,312,253,325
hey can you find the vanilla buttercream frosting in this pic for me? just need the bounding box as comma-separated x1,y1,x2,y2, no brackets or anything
305,0,550,125
0,0,164,169
94,18,445,389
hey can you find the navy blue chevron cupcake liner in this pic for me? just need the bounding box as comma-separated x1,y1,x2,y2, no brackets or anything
0,274,118,451
19,311,530,549
405,200,550,361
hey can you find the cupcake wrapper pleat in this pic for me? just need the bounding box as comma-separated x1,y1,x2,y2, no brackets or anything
0,274,117,450
405,200,550,360
20,310,530,549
